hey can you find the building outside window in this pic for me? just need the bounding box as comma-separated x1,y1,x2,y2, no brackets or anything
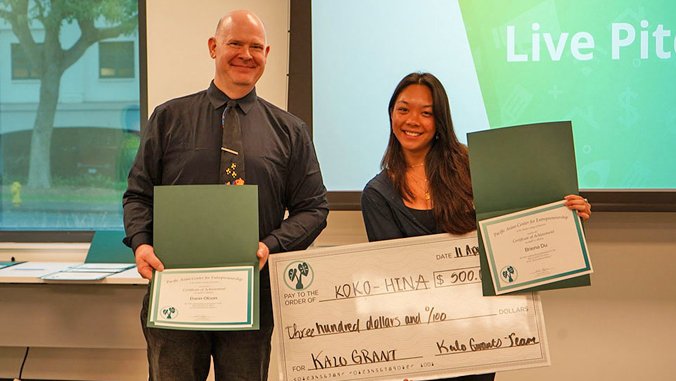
99,41,135,79
11,43,41,80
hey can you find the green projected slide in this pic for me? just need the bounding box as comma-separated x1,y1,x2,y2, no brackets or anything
312,0,675,191
459,0,676,189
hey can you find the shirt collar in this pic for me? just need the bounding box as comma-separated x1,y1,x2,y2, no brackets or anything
207,81,257,114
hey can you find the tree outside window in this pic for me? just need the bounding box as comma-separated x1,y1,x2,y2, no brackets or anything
0,0,141,231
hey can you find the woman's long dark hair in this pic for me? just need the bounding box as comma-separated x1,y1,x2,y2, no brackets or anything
382,72,476,234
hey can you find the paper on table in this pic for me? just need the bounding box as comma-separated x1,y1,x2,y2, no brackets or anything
1,262,79,278
41,271,111,281
62,263,136,273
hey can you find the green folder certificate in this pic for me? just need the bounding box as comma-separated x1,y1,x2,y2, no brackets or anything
85,230,134,264
479,200,592,295
147,184,260,330
468,121,591,295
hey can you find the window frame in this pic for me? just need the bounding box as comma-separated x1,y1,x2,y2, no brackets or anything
10,42,41,80
98,40,136,79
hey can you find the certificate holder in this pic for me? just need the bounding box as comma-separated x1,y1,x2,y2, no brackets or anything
468,121,591,296
148,184,260,330
479,200,592,295
85,230,134,264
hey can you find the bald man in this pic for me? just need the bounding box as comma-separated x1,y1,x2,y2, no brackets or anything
123,10,328,380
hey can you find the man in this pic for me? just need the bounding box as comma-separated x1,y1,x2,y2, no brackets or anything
123,10,328,380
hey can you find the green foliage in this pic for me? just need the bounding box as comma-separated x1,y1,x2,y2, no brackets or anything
0,0,138,26
0,0,139,66
59,0,137,22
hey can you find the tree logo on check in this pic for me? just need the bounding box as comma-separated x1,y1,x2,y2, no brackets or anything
500,266,518,283
284,261,314,291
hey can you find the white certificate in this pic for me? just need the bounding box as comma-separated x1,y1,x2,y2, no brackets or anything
148,266,255,330
72,263,136,272
479,201,593,295
41,271,110,281
39,263,136,281
269,234,549,381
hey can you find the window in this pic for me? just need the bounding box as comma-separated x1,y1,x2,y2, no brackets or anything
11,43,41,80
99,41,135,79
0,1,142,234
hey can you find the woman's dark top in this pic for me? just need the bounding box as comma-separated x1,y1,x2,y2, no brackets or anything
406,206,436,233
361,170,440,242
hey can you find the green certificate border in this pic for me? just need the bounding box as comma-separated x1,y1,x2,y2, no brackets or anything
148,265,256,330
480,202,591,294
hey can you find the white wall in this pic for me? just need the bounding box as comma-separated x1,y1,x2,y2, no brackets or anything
146,0,289,112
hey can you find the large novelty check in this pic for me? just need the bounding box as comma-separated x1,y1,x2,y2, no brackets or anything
269,233,549,381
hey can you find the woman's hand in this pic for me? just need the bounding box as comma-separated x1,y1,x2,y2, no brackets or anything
564,195,591,221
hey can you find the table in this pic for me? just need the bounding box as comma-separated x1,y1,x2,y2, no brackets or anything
0,262,149,380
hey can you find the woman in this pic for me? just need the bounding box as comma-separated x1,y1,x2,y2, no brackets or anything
361,72,591,381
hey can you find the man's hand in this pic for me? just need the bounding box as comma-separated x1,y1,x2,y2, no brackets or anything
134,244,164,280
257,242,270,269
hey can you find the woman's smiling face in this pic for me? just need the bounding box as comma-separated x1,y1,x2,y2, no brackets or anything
391,84,436,157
